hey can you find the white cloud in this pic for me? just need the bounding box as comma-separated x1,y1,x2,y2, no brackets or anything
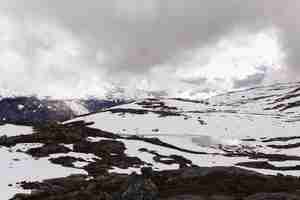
0,1,297,99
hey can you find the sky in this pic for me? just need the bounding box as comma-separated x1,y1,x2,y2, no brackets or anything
0,1,299,99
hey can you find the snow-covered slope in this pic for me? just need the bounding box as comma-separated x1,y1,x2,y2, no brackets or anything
3,82,300,199
65,82,300,176
68,82,300,141
0,125,86,199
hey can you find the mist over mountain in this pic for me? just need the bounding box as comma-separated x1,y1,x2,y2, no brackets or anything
1,2,300,199
0,1,298,98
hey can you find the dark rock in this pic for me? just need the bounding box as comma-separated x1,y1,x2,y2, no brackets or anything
262,136,300,143
121,174,158,200
139,148,193,168
49,156,87,168
73,139,145,172
10,167,300,200
244,193,300,200
267,143,300,149
132,137,207,155
236,161,300,171
83,161,109,176
26,144,71,157
224,150,300,162
161,195,207,200
108,108,181,118
73,140,126,156
141,167,154,178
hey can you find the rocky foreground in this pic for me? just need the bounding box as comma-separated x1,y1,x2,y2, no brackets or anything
12,167,300,200
1,122,299,200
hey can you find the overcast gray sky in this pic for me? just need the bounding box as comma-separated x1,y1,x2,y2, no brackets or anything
0,1,299,98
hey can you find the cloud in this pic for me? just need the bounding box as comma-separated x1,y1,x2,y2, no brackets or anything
0,1,298,98
233,71,266,89
181,77,208,86
233,65,269,89
0,15,109,98
1,1,272,72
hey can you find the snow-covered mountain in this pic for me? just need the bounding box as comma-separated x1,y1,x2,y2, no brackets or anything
2,82,300,199
69,81,300,139
65,81,300,175
0,96,127,124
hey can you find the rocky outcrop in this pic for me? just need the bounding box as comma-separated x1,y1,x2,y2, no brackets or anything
11,167,300,200
244,193,300,200
120,168,158,200
26,144,71,157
